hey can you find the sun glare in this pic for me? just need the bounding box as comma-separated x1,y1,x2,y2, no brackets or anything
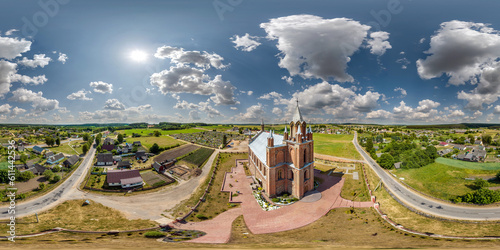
129,50,148,62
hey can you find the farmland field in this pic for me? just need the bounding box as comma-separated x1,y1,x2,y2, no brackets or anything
125,136,183,149
154,144,200,163
436,157,500,171
395,162,500,200
178,147,215,168
116,128,204,137
313,133,362,160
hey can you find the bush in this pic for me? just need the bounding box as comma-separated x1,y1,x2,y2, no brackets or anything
144,231,165,238
195,214,208,220
473,178,489,189
271,198,280,203
458,189,500,204
51,175,61,183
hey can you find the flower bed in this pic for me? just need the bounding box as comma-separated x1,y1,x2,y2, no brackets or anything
253,190,279,211
271,194,299,206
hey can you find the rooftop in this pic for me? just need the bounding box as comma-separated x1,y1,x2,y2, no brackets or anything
249,131,284,166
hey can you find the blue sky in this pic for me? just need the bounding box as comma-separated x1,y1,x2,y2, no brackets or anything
0,0,500,124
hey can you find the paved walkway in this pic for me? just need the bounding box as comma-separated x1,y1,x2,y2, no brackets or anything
174,164,373,243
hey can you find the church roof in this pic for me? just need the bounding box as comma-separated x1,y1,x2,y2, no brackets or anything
249,132,284,165
292,100,304,123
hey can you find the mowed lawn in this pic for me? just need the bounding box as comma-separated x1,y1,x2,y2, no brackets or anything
394,163,500,201
436,157,500,171
126,136,184,149
46,141,83,155
116,128,204,137
179,147,215,168
313,133,362,160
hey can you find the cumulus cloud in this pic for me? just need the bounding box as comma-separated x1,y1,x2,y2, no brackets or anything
90,81,113,94
366,109,391,119
174,100,199,109
150,66,237,105
281,76,293,85
67,89,92,101
8,88,59,113
247,91,253,96
449,109,465,117
5,29,18,36
417,20,500,110
396,57,410,69
261,15,377,82
154,46,228,69
0,60,17,97
231,33,261,52
352,91,380,112
198,101,222,118
10,74,47,85
0,104,11,114
103,99,125,110
415,99,440,113
0,36,31,59
234,103,265,122
366,31,392,56
272,107,283,116
189,110,200,120
57,52,68,64
17,54,51,68
393,87,407,97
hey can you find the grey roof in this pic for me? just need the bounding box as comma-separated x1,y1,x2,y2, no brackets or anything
32,146,44,153
48,153,65,163
292,101,304,123
64,155,79,166
118,161,132,167
249,132,284,166
121,176,143,186
97,153,113,163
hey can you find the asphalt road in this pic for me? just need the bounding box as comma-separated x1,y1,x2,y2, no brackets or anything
353,132,500,221
0,143,96,219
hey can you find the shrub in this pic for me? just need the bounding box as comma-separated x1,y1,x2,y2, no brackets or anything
195,214,208,220
473,178,489,189
51,175,61,183
271,198,280,203
144,231,165,238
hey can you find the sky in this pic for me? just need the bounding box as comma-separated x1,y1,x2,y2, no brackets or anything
0,0,500,125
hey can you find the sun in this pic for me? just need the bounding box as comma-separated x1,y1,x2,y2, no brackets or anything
129,50,148,62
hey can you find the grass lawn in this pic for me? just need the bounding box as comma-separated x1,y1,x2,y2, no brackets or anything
116,128,204,137
178,147,215,168
314,133,362,160
0,200,156,235
436,157,500,171
339,164,370,202
170,152,246,222
125,136,184,150
394,162,500,201
48,141,83,155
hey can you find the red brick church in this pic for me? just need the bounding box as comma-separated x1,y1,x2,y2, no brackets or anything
248,101,314,198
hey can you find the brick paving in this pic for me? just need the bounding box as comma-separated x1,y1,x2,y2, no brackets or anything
175,163,373,243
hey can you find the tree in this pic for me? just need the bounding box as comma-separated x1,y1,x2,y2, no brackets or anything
56,137,61,146
468,135,475,143
366,138,374,152
53,165,61,172
222,134,227,146
82,144,89,155
154,130,161,137
38,183,45,190
18,171,35,182
378,153,395,169
45,137,55,147
52,174,61,183
82,133,90,142
20,154,28,164
474,178,489,189
482,135,492,145
149,143,161,154
43,170,54,180
117,133,124,144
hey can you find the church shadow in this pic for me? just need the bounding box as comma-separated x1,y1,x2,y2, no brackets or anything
314,169,342,193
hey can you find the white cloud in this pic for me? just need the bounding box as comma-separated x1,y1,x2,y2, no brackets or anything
352,91,380,112
396,57,410,69
494,105,500,114
103,99,125,110
198,101,222,118
58,52,68,64
419,37,426,44
234,103,265,122
281,76,293,85
367,31,392,56
10,74,47,85
415,99,440,113
154,46,228,69
231,33,261,52
150,66,237,105
90,81,113,94
230,107,237,110
393,87,407,97
260,15,374,82
0,104,11,114
189,110,200,120
8,88,59,113
174,100,199,109
272,107,283,116
5,29,18,36
0,36,31,59
247,91,253,96
449,109,465,117
67,89,92,101
17,54,51,68
366,109,391,119
11,106,26,116
393,101,413,118
258,91,283,100
0,60,17,97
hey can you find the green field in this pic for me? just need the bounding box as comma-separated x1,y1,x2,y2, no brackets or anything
179,147,215,168
116,128,204,137
48,141,83,155
313,133,362,160
436,157,500,171
395,162,500,200
126,136,184,149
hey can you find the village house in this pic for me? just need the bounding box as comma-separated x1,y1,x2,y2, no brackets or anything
96,153,113,166
106,169,144,189
117,160,132,169
63,155,80,168
47,153,65,165
32,145,45,155
102,144,115,152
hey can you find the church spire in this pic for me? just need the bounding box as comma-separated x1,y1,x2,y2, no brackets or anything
292,99,304,123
